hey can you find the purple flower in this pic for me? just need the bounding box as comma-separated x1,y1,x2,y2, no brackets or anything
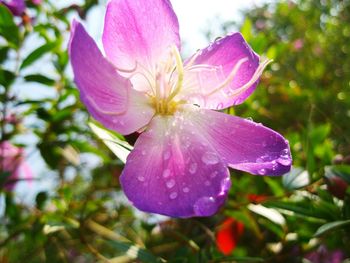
69,0,292,218
1,0,25,16
0,141,32,191
305,245,345,263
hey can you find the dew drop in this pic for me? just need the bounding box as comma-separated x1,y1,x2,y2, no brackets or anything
189,163,198,174
141,150,146,155
163,151,171,160
120,120,125,126
202,152,219,165
169,192,178,200
256,157,264,163
137,176,145,182
210,171,218,178
193,196,217,216
166,179,176,189
162,169,171,178
258,168,267,175
182,187,190,193
277,156,292,166
204,180,211,186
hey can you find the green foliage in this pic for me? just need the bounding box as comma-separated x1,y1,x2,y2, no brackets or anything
0,0,350,262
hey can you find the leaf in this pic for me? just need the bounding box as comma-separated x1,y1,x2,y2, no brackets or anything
0,68,15,87
325,165,350,184
108,240,160,263
314,220,350,237
88,122,133,163
24,74,55,86
282,167,310,190
0,5,20,48
248,204,286,226
20,42,57,70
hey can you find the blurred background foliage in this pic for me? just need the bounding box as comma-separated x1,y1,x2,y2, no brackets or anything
0,0,350,262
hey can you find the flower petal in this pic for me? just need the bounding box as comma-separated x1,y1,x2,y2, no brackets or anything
182,33,260,110
69,21,155,135
191,108,292,176
102,0,180,74
120,112,231,218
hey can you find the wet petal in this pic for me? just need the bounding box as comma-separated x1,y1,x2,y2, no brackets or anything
182,33,260,110
102,0,180,75
190,108,292,176
69,21,155,135
120,112,231,218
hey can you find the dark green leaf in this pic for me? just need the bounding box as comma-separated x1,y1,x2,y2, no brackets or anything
314,219,350,237
0,5,20,48
24,74,55,86
0,68,16,87
20,42,57,70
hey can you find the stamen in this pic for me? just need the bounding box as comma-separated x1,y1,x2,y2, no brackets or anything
205,57,249,97
167,46,184,102
185,50,201,68
224,59,272,98
186,64,221,72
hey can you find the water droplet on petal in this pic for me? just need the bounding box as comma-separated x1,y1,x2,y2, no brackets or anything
256,157,264,163
210,171,218,178
182,187,190,193
205,180,211,186
162,169,171,178
141,150,146,155
120,120,125,126
193,196,217,216
137,176,145,182
169,192,178,200
258,168,267,175
163,151,171,160
166,179,176,189
202,152,220,165
189,163,198,174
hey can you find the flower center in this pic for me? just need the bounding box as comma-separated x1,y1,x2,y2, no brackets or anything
149,46,185,115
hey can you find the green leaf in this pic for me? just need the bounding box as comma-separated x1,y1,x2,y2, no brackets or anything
108,240,160,263
0,5,20,48
20,42,57,70
24,74,55,86
325,165,350,184
314,219,350,237
282,167,310,190
89,122,132,163
0,68,16,87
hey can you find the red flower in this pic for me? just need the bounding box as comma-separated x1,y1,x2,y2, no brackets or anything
216,218,244,255
247,194,268,204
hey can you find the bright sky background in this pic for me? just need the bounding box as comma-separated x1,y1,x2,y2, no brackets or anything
11,0,269,206
83,0,269,55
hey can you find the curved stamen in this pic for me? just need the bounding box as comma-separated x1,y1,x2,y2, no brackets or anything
205,57,249,97
186,64,221,72
223,59,272,98
166,46,184,102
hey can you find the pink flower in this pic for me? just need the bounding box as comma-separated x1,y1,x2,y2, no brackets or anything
0,141,32,191
1,0,25,16
69,0,292,217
